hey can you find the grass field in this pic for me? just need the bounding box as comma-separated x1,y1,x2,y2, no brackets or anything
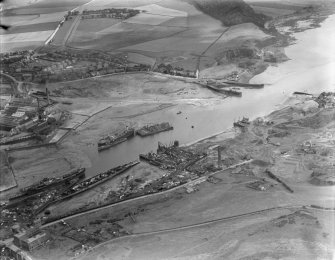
125,13,173,26
0,30,55,52
69,23,186,51
51,18,76,46
6,0,91,15
2,12,66,26
2,22,59,35
0,41,45,53
134,3,188,17
1,30,54,43
76,18,121,32
82,0,158,10
126,52,156,66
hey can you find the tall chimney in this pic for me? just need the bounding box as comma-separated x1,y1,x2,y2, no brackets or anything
46,87,50,105
217,146,222,167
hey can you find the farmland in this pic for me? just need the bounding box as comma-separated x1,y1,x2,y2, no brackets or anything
69,23,188,51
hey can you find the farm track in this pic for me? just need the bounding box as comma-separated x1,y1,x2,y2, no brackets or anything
64,15,81,46
196,27,230,71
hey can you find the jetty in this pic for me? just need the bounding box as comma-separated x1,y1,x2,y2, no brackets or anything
222,81,264,88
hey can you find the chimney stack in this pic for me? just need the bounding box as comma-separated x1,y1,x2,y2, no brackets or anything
46,88,50,105
217,146,222,167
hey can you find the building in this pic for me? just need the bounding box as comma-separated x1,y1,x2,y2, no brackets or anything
0,238,30,260
13,229,49,252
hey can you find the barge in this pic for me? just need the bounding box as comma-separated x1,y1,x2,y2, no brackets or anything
293,91,312,96
222,81,264,88
98,127,135,152
206,85,242,97
136,122,173,137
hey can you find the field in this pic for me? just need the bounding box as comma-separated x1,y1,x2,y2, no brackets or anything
0,42,45,53
0,0,93,52
2,12,66,26
5,0,91,15
126,52,156,66
81,0,159,10
69,23,187,50
1,30,54,42
76,18,121,32
0,31,55,52
3,22,59,34
4,147,73,197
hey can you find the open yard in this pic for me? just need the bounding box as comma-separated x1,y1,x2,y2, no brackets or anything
0,151,17,192
2,147,74,197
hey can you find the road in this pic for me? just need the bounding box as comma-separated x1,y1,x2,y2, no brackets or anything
62,14,81,46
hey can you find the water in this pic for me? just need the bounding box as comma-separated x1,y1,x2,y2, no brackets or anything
86,15,335,176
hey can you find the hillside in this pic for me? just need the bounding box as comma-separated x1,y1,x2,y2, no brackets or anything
189,0,269,28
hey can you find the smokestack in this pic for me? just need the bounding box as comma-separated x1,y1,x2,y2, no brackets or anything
217,146,222,167
46,88,50,105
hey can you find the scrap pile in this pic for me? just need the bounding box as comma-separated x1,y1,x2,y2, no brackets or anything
314,92,335,108
105,143,207,203
139,142,206,172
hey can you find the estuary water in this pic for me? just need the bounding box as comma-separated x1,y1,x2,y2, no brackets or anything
86,14,335,176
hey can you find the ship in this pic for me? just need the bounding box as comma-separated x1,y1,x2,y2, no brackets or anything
136,122,173,137
222,81,264,88
98,127,135,152
139,153,162,167
12,168,86,199
58,161,140,201
206,85,242,97
23,176,81,215
0,133,37,145
233,117,250,128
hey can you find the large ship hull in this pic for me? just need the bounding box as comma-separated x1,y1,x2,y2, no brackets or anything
11,168,85,200
136,123,173,137
98,128,135,152
55,161,140,202
222,81,264,88
98,138,127,152
206,85,242,97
